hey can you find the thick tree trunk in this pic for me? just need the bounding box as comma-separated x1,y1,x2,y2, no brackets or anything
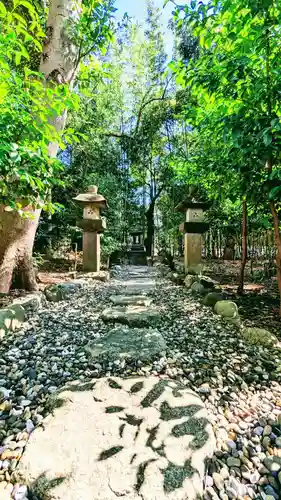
0,0,79,293
0,206,40,293
270,201,281,315
238,199,248,295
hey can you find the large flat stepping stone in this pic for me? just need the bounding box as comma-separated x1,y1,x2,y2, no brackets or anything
101,306,160,326
86,326,166,362
19,377,215,500
115,280,156,296
110,295,152,307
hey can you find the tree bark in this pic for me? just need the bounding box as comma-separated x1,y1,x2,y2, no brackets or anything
0,206,41,293
270,201,281,315
0,0,79,293
145,202,155,259
238,199,248,295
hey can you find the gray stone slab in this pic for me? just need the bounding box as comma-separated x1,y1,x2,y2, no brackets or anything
0,304,25,340
86,326,166,362
116,281,156,296
116,287,152,296
109,295,153,307
19,377,215,500
78,271,110,282
101,306,161,327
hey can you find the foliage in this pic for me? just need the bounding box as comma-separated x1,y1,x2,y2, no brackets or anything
0,1,77,211
48,3,180,257
0,0,115,214
170,0,281,204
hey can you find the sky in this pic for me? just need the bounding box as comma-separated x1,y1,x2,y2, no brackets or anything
114,0,186,57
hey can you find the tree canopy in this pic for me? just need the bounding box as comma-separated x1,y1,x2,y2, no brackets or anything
1,0,281,310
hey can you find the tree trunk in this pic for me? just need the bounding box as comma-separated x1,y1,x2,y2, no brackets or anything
270,201,281,315
0,0,79,293
0,206,40,293
238,199,247,295
145,203,155,259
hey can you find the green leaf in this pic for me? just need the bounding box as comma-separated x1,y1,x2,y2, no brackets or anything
0,2,7,17
14,51,22,66
263,132,272,147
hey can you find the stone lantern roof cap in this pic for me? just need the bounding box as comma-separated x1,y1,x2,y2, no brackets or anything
175,198,211,213
73,185,108,208
130,229,143,236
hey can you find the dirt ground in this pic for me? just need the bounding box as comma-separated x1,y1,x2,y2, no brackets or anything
204,259,281,336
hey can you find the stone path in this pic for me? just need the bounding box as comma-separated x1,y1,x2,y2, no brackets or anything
18,266,215,499
2,265,281,499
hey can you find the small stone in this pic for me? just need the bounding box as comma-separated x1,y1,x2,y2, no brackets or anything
254,426,264,436
20,399,31,407
249,470,260,484
26,368,37,380
264,485,279,499
227,440,236,452
226,457,241,468
48,386,57,394
264,425,272,436
13,484,28,500
262,436,271,448
212,472,224,490
205,475,213,487
26,420,34,434
275,437,281,448
199,383,210,394
220,467,229,480
228,431,237,441
263,457,281,472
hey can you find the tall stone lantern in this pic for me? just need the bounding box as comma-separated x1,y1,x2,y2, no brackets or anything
175,199,210,275
74,186,107,272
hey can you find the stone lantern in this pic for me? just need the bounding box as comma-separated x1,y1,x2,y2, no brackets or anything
128,229,147,265
175,199,210,275
74,186,107,272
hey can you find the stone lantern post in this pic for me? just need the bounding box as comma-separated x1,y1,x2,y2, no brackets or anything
73,186,107,272
175,199,210,275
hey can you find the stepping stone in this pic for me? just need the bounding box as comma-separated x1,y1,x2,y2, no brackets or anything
117,280,156,296
77,271,110,282
86,326,166,362
101,306,160,327
19,377,215,500
109,295,152,307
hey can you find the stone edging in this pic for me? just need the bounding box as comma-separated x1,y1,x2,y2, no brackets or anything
0,294,44,341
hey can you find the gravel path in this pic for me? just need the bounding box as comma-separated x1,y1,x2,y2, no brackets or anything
0,265,281,499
